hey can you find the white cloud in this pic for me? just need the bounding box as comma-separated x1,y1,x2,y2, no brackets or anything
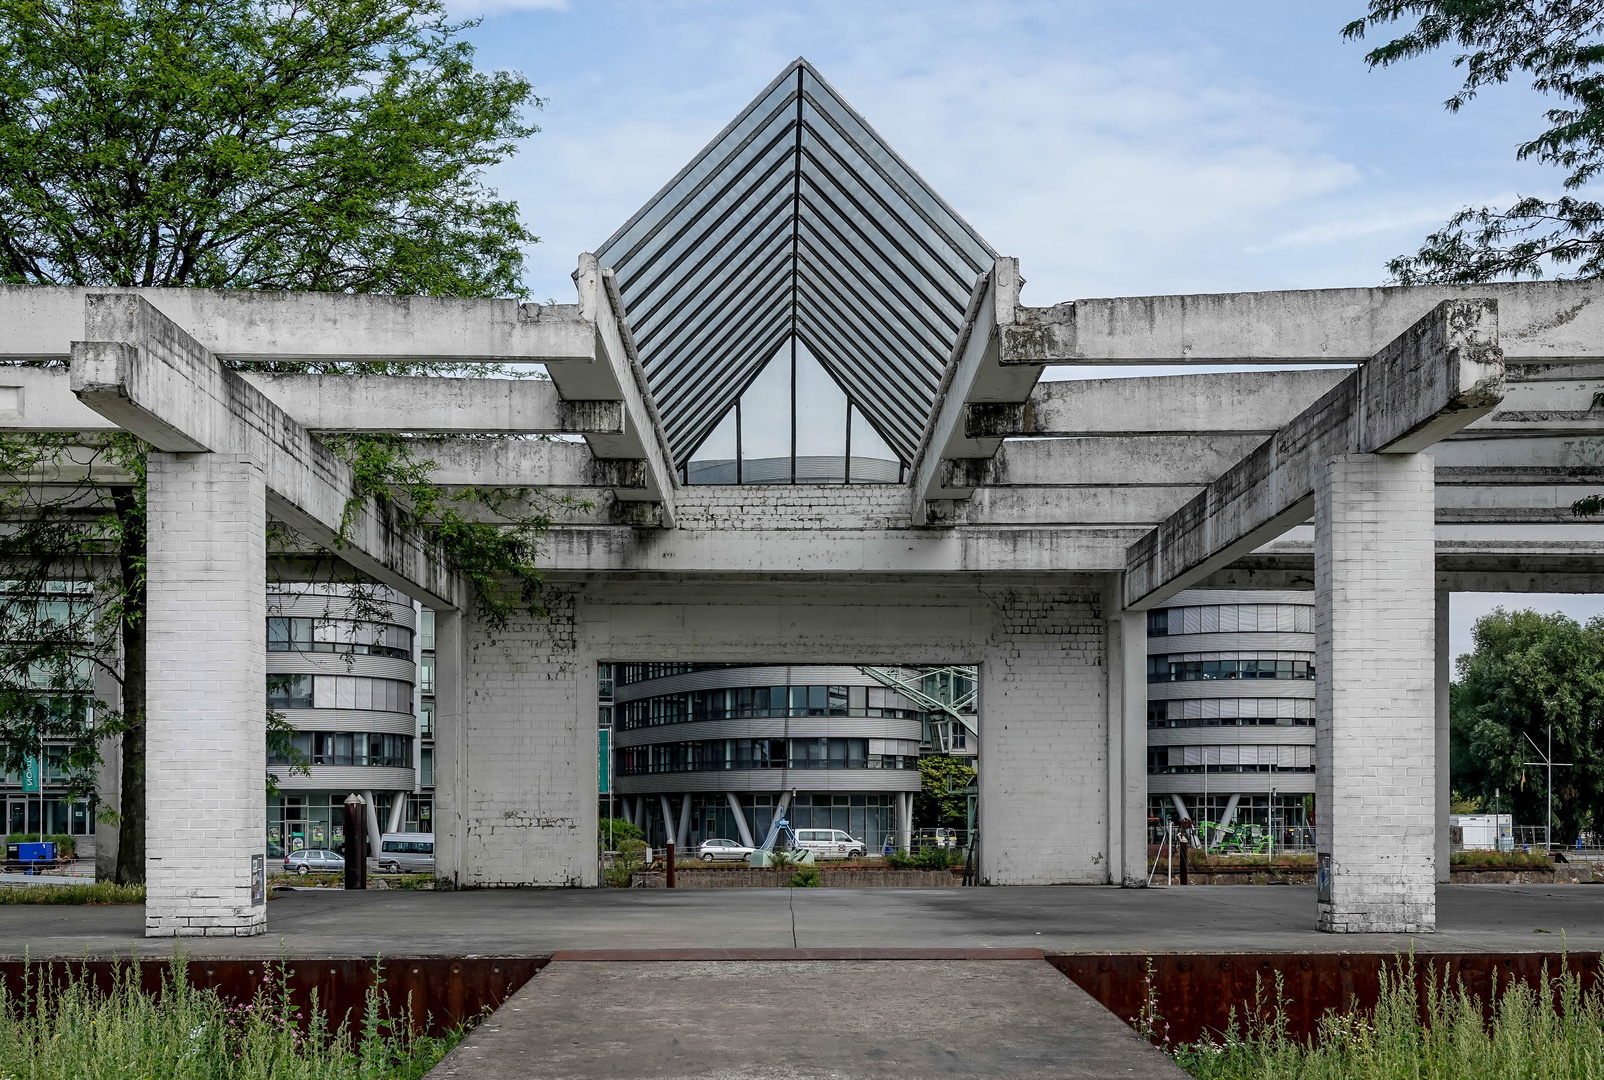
448,0,567,16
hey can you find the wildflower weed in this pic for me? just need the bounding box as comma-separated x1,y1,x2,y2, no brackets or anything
0,953,467,1079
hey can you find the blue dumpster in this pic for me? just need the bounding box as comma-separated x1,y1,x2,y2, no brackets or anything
18,842,53,874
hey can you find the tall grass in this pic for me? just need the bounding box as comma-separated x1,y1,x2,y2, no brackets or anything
0,882,143,905
1168,955,1604,1080
0,955,465,1079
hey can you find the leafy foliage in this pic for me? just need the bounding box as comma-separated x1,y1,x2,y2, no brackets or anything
914,754,975,827
597,817,643,853
0,0,538,294
1345,1,1604,282
1449,608,1604,841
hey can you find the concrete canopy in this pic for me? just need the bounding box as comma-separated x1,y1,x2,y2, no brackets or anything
594,58,995,466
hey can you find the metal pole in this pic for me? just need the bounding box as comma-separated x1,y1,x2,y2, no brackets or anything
844,400,852,484
1548,724,1554,852
735,401,743,485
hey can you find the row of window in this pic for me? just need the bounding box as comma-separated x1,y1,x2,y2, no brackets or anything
1147,654,1314,683
617,685,921,731
1148,604,1313,638
1147,744,1314,773
267,675,414,713
268,617,412,660
1147,697,1315,728
269,731,414,768
617,737,922,776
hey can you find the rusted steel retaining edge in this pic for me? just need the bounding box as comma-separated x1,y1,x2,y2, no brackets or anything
1049,951,1604,1045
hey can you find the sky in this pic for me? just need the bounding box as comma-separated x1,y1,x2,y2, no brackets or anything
448,0,1602,662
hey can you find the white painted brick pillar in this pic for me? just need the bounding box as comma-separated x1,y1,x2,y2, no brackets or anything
1315,452,1436,934
1105,580,1149,887
431,607,466,888
1436,588,1452,884
144,453,267,937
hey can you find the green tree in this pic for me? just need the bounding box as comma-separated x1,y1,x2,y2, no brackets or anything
914,755,976,828
1450,608,1604,842
1345,1,1604,282
0,0,545,884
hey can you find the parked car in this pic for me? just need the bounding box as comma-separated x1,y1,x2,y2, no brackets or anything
794,829,866,860
284,849,344,875
696,838,756,862
376,832,435,874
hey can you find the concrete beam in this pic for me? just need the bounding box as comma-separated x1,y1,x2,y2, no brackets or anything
241,374,624,436
1003,281,1604,365
565,255,677,523
0,366,119,432
0,286,594,365
409,438,647,490
67,294,459,609
947,434,1268,488
968,370,1351,439
909,259,1046,514
1123,299,1505,610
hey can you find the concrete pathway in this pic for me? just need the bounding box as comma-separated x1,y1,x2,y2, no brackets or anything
2,884,1601,959
427,953,1189,1080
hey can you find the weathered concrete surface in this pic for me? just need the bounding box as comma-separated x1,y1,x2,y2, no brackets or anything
1123,299,1504,610
428,958,1189,1080
7,885,1604,959
970,369,1350,438
242,374,624,436
1002,280,1604,364
0,285,595,365
68,294,459,609
949,435,1268,488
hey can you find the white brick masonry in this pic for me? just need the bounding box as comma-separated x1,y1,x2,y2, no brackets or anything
145,453,267,937
1315,453,1436,934
433,577,1117,888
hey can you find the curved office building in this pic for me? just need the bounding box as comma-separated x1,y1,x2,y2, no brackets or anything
610,664,931,854
264,584,420,857
1146,589,1317,845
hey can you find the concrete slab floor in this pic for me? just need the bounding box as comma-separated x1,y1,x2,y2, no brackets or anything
427,958,1190,1080
1,884,1601,959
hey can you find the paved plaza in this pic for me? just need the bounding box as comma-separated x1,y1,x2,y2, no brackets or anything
2,884,1600,960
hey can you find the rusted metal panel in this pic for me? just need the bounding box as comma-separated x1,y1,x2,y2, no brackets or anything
1049,952,1602,1045
0,956,547,1036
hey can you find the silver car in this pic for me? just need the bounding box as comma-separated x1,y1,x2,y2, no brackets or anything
696,838,756,862
283,848,345,875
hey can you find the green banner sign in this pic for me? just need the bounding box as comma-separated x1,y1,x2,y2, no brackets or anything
598,728,610,794
20,755,39,793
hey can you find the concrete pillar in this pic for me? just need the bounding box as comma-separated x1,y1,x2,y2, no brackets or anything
143,453,266,937
1436,588,1452,884
1108,599,1149,886
1171,794,1189,820
659,795,674,848
1218,794,1241,832
93,645,122,883
898,792,914,852
430,607,465,887
727,793,755,847
676,794,692,850
1315,453,1436,934
387,791,407,835
361,790,383,861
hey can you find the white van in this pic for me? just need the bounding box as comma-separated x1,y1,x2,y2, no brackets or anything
793,829,866,860
376,832,435,874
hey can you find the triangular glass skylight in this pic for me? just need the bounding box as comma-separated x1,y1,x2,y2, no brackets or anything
595,58,996,467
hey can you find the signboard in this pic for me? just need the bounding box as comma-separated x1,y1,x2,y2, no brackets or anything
598,728,610,794
1316,853,1332,904
251,854,265,905
20,755,39,793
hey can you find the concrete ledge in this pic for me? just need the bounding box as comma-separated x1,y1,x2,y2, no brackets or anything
628,868,964,888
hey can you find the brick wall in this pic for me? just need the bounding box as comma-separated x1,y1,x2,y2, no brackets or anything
144,453,267,936
1315,453,1436,933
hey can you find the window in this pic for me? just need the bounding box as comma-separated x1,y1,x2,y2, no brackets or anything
309,675,413,713
420,700,434,738
267,675,313,710
419,655,434,694
1147,610,1168,637
271,732,413,768
420,748,433,787
266,617,412,659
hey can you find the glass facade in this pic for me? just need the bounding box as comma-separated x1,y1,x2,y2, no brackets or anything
1147,654,1315,682
1146,744,1314,774
268,617,412,658
634,791,901,853
1148,604,1313,636
267,674,413,713
617,684,921,731
618,737,923,776
269,731,413,768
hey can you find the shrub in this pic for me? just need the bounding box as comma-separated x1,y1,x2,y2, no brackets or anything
789,866,821,888
1450,849,1554,869
597,818,643,852
605,837,648,887
885,849,917,869
914,846,961,870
